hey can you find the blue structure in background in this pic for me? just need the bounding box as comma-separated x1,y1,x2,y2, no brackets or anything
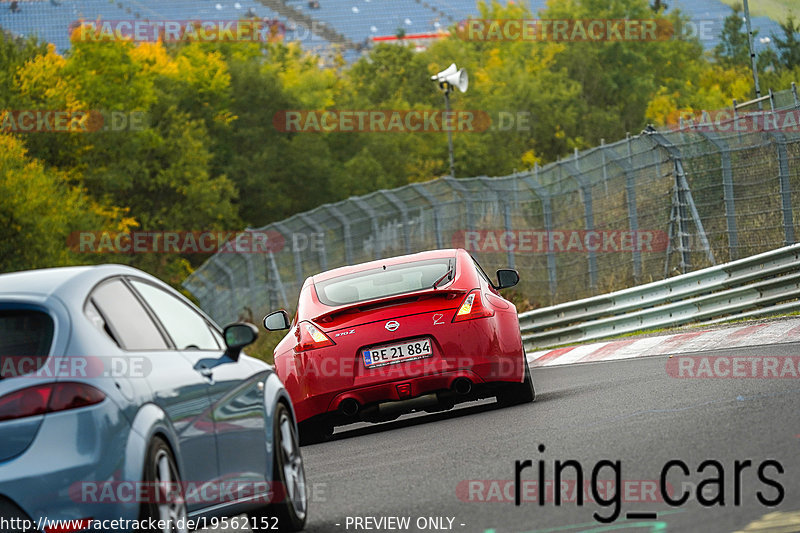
0,0,786,60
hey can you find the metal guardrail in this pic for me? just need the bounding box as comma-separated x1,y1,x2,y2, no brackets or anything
519,243,800,350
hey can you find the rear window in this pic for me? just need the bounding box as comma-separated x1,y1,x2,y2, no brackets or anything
315,257,455,306
0,310,54,379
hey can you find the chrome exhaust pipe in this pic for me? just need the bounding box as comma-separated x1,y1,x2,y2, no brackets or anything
339,398,360,417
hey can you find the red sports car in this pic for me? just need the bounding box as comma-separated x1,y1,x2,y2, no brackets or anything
263,248,534,444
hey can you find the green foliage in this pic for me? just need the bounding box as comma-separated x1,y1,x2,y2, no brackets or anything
773,15,800,69
714,4,751,67
0,133,100,272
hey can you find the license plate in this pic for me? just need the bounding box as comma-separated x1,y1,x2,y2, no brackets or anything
363,338,432,368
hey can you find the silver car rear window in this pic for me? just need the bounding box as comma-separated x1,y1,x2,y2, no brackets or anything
315,257,455,306
0,310,54,379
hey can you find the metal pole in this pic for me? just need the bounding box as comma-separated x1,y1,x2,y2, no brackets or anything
769,131,796,245
626,134,642,283
742,0,762,110
444,89,455,177
573,148,597,293
600,138,608,196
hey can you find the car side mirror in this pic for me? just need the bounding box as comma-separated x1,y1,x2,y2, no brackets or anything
222,322,258,360
496,269,519,289
263,310,291,331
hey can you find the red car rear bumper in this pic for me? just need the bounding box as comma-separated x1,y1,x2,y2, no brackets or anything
288,355,523,423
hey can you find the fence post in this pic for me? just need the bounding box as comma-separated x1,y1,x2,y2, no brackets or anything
272,221,304,288
444,176,473,231
599,144,640,282
566,150,598,292
696,131,739,260
768,130,796,245
325,205,353,265
299,213,328,271
411,183,444,249
351,198,383,260
238,248,259,311
626,134,642,283
645,129,716,270
211,257,239,325
266,250,289,309
378,190,412,254
523,164,557,300
600,138,608,196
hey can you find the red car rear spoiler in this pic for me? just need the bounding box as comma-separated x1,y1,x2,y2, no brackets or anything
313,287,468,324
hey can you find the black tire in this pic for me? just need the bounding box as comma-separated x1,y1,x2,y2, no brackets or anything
250,402,308,532
496,355,535,407
139,437,188,533
298,418,333,446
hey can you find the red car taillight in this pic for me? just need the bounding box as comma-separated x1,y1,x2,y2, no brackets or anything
295,321,336,352
0,382,106,422
452,289,495,322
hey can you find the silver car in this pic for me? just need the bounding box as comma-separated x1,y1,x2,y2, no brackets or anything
0,265,307,532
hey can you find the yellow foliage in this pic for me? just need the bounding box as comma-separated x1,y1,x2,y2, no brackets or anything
90,204,139,233
15,49,86,111
521,149,542,167
130,42,179,77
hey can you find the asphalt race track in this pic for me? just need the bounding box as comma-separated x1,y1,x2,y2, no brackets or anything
297,342,800,533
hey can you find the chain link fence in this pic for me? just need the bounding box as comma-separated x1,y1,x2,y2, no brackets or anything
184,85,800,326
